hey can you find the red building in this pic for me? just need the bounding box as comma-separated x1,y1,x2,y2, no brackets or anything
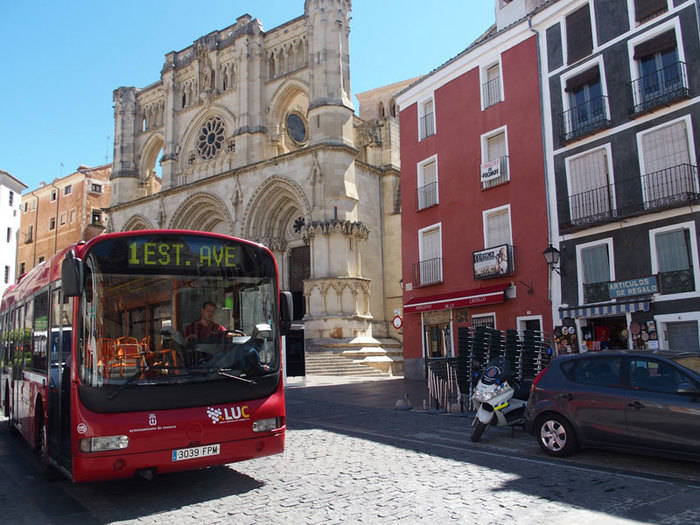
396,7,552,379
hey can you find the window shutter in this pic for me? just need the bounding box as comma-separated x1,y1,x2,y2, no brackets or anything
566,5,593,64
642,120,690,174
422,160,436,185
565,67,600,92
486,210,510,248
633,30,676,60
487,133,506,162
635,0,667,23
568,148,608,196
422,228,440,260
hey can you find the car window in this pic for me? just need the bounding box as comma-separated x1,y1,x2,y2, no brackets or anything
673,356,700,375
628,358,690,394
566,357,622,387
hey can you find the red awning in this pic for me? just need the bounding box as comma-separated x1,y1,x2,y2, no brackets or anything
403,283,509,314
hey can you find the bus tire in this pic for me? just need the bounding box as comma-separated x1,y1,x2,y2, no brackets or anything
35,402,58,478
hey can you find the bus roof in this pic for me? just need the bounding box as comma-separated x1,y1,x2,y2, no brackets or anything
1,230,273,312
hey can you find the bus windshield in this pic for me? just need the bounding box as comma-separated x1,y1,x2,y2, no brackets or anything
77,234,280,405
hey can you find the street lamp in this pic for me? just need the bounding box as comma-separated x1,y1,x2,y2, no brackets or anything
543,244,560,274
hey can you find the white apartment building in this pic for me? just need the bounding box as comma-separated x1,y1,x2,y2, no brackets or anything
0,170,27,297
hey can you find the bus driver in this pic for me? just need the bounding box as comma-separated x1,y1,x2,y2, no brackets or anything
184,301,228,343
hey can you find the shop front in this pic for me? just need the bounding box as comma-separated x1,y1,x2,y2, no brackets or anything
557,299,654,353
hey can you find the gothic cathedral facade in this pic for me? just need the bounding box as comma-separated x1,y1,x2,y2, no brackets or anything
108,1,405,370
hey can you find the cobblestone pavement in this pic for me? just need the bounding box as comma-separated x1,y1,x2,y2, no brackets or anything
1,377,699,524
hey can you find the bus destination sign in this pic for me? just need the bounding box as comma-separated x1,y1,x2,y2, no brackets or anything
127,240,237,269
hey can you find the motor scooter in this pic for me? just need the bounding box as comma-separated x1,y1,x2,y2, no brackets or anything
470,357,531,442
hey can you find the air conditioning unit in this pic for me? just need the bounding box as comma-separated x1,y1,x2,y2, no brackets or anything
480,159,500,182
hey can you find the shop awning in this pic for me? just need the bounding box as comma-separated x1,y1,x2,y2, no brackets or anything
559,300,650,319
404,283,509,314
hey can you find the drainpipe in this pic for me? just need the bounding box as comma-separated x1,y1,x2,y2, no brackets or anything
28,189,40,268
528,15,559,326
50,181,60,256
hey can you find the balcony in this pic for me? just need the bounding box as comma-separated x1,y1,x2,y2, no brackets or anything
482,77,501,108
559,163,698,231
560,95,609,142
583,281,610,303
630,61,689,115
481,155,510,189
567,184,616,227
419,112,435,140
417,182,438,210
658,269,695,295
642,163,699,210
413,257,443,287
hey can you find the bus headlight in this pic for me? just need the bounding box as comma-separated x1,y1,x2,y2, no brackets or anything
79,435,129,453
252,417,283,432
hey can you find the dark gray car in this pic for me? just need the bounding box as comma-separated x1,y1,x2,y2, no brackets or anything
525,350,700,460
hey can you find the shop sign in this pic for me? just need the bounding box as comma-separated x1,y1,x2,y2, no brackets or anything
608,276,657,298
473,244,512,279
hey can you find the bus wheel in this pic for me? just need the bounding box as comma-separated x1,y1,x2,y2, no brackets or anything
35,405,60,479
35,403,48,461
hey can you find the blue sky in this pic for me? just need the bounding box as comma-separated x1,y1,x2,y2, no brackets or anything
0,1,495,192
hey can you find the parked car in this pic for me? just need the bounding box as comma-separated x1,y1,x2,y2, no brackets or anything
525,350,700,460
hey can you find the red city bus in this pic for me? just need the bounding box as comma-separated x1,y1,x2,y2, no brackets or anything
1,230,290,482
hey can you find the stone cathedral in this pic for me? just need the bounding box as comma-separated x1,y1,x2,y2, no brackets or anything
107,0,409,374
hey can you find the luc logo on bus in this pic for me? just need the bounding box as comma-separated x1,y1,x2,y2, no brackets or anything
206,405,250,424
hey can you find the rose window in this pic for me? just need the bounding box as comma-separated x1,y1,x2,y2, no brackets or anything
197,117,225,159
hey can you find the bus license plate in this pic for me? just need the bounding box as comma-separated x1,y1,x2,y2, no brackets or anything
172,444,221,462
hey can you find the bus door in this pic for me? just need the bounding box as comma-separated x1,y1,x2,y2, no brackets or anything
11,305,23,429
47,288,72,472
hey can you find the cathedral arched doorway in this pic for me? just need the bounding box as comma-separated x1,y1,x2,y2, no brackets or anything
242,177,311,321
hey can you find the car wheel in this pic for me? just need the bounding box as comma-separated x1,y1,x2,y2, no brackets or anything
537,414,577,457
470,420,488,442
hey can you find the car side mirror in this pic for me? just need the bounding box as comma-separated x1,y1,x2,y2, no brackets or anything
676,382,699,395
61,250,84,297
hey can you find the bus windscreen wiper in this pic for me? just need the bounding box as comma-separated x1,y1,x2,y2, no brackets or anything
217,369,256,384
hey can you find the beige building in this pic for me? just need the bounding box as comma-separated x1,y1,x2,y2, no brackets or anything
18,165,111,276
107,1,410,373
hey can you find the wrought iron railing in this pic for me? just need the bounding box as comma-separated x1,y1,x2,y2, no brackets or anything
630,61,689,115
560,163,698,230
412,257,443,287
560,95,609,142
642,163,699,210
582,269,695,302
482,77,501,108
658,269,695,295
583,281,610,303
417,181,438,210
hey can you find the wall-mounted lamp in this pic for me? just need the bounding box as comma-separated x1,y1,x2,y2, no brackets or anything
399,278,404,291
543,244,560,274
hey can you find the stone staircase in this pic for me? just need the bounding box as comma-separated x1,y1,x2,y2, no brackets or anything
304,351,391,377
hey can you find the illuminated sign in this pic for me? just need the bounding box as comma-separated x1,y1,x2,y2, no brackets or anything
127,241,237,268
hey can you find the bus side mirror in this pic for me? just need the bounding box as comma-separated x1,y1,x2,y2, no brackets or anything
62,251,84,297
279,291,293,336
